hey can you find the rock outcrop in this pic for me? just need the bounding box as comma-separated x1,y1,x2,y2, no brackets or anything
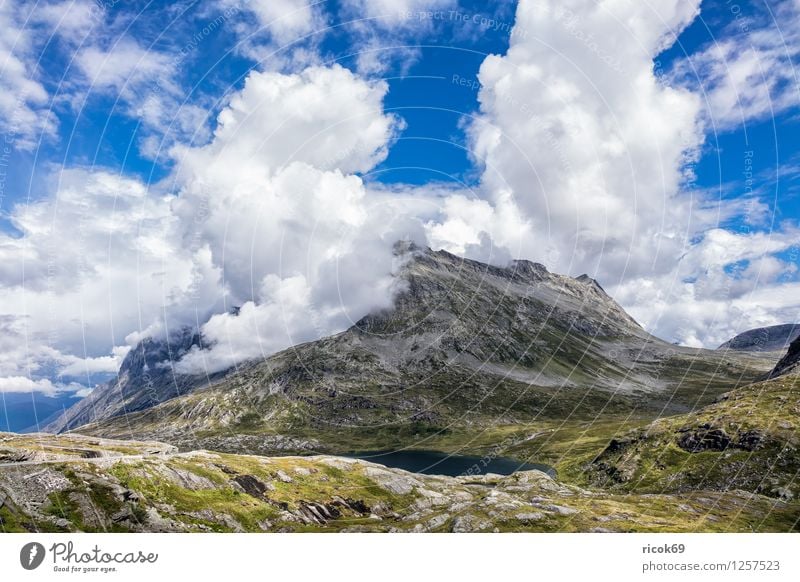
588,374,800,501
769,335,800,378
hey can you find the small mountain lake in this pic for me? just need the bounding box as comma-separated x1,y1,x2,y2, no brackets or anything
346,449,556,478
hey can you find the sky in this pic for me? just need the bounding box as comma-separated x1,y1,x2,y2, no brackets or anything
0,0,799,430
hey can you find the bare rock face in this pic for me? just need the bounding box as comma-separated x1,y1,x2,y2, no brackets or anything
0,433,796,533
769,335,800,378
44,328,210,433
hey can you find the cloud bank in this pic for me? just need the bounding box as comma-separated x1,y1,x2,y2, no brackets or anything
1,0,799,395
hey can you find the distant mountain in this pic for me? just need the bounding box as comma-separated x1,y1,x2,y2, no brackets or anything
718,323,800,352
45,328,212,433
50,243,774,454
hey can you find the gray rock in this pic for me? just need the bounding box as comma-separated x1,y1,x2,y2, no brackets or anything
275,470,293,483
543,504,578,516
515,512,546,522
364,467,421,495
451,514,492,532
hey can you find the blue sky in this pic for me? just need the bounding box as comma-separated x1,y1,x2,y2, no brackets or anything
0,0,799,430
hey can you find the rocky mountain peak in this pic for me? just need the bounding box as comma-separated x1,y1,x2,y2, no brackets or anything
118,327,202,378
44,327,206,434
48,245,652,435
768,335,800,378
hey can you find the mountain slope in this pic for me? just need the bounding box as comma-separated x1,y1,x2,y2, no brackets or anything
718,323,800,352
588,372,800,500
769,335,800,378
54,244,775,453
46,328,212,433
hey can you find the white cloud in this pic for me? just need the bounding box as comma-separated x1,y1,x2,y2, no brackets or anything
170,64,420,373
57,348,130,378
0,62,409,388
0,377,57,395
0,167,215,389
172,65,401,178
447,0,704,279
77,40,176,94
670,0,800,128
221,0,322,45
31,0,101,44
0,2,58,150
212,0,325,66
420,0,800,346
611,226,800,347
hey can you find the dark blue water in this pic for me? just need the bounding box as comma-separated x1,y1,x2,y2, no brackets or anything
347,450,556,477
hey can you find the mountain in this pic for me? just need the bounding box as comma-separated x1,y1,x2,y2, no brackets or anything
48,244,776,454
45,327,211,433
718,323,800,352
1,432,796,532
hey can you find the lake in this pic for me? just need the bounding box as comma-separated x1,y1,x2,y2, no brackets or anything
346,449,556,478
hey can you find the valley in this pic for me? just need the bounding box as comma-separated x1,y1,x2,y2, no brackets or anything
1,244,798,532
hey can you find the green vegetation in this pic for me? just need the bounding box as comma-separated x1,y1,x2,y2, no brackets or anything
0,431,798,533
586,375,800,501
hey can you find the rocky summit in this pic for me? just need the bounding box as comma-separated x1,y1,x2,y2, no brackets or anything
44,327,210,434
46,244,774,453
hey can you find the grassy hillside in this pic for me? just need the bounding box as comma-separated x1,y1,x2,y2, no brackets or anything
1,433,797,533
586,374,800,500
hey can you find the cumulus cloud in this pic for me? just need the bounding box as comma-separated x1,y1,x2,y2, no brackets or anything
171,64,425,373
422,0,799,345
0,60,417,388
450,0,704,278
0,3,58,150
670,0,800,128
0,167,211,387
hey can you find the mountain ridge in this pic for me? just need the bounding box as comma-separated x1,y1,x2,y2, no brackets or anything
46,245,776,455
